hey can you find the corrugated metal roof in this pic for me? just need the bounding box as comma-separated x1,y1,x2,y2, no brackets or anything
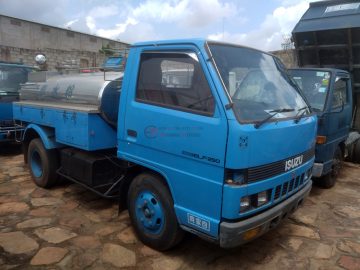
293,0,360,33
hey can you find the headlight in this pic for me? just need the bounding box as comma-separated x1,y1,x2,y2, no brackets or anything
240,196,251,212
225,169,247,185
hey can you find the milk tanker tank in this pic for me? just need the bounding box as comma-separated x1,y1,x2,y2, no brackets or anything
20,72,123,127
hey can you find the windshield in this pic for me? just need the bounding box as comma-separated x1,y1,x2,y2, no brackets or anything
208,44,309,123
0,66,29,96
288,69,330,111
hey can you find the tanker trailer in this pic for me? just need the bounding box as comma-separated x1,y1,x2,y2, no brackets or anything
20,71,123,127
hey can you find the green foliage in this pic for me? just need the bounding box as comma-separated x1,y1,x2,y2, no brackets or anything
99,44,115,56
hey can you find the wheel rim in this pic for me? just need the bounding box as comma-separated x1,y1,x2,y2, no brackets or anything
135,191,165,235
30,150,43,178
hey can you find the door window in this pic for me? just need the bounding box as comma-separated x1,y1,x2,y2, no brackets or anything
136,52,215,115
332,78,347,109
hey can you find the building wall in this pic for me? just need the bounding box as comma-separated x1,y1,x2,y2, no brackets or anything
0,15,129,70
271,49,298,68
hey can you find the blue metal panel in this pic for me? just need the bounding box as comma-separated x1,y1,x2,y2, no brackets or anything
24,124,63,149
0,103,13,121
13,104,117,151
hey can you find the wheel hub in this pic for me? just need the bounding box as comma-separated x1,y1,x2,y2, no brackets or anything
135,191,164,234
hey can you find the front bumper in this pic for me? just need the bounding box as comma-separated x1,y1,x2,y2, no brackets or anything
312,159,333,178
312,163,323,177
219,180,312,248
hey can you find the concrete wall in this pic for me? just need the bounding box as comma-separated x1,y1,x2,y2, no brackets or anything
0,15,129,70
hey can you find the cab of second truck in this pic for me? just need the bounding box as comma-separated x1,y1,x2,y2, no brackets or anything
289,68,352,187
0,62,33,143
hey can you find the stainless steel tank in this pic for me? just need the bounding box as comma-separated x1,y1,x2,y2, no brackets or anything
20,72,123,126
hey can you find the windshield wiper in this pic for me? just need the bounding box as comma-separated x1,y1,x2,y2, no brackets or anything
294,106,309,124
254,108,294,129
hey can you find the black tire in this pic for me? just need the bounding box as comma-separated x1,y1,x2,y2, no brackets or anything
127,172,184,251
316,146,343,189
27,138,59,188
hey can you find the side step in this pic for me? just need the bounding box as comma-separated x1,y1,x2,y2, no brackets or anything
57,169,124,199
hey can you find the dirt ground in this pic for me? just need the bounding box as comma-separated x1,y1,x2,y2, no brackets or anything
0,144,360,270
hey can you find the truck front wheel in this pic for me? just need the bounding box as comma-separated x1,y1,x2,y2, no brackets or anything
127,173,184,251
27,138,59,188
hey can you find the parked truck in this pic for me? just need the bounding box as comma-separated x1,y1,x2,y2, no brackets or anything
288,68,352,187
13,39,316,250
291,0,360,186
0,62,34,143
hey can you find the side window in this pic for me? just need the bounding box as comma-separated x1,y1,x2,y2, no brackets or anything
332,78,347,109
136,52,215,115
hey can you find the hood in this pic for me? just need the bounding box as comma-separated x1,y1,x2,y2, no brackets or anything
225,115,317,169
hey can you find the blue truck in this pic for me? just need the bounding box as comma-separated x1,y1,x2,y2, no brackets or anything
13,39,316,250
102,56,123,71
291,0,360,187
0,62,34,143
288,68,352,188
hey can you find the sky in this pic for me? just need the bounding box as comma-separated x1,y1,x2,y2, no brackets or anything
0,0,324,51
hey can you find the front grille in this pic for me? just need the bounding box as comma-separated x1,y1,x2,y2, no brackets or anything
300,174,304,185
289,178,295,192
272,172,308,201
274,185,281,200
282,182,288,196
247,147,314,183
295,176,300,188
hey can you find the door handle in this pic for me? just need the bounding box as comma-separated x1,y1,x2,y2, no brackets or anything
127,129,137,138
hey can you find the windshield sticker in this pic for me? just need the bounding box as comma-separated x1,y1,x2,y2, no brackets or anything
319,87,327,93
316,72,325,77
322,79,329,86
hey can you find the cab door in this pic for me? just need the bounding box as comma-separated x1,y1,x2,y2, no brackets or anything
319,73,352,168
118,45,228,237
327,74,352,144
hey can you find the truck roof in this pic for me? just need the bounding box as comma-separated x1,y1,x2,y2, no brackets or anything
293,0,360,33
132,38,280,59
132,38,206,47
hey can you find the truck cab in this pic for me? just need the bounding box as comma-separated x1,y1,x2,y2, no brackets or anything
289,68,352,187
0,62,33,142
14,39,317,250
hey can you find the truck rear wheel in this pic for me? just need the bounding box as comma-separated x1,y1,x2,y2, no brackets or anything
318,147,342,189
27,138,59,188
127,172,184,251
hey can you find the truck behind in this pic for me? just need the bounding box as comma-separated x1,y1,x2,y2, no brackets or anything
291,0,360,187
0,62,33,143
